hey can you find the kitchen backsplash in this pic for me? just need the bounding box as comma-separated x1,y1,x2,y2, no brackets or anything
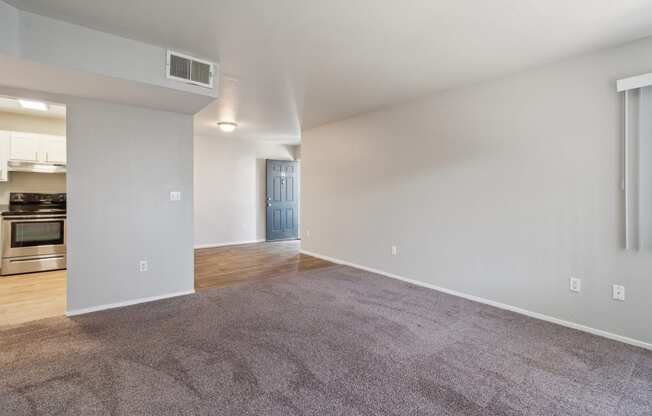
0,172,66,204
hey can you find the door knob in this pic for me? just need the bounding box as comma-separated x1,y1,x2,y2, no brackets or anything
267,203,271,207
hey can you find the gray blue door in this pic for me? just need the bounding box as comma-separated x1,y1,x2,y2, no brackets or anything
266,160,299,241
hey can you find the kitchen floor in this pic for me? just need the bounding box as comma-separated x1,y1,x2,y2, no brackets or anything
0,270,66,327
0,241,334,328
195,240,334,290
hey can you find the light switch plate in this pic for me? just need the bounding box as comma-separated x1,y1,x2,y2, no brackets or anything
170,191,181,201
570,277,581,293
612,284,625,301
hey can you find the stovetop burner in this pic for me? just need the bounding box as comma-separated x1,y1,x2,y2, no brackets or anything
2,193,67,217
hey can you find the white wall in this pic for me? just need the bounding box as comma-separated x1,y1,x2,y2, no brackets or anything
65,98,194,313
0,111,66,136
302,36,652,346
9,5,216,98
194,134,297,247
0,172,66,204
0,1,215,115
0,1,18,55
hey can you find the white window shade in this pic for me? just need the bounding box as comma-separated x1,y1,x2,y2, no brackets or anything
618,73,652,250
640,88,652,250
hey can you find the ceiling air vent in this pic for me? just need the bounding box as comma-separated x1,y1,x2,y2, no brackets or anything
166,50,215,88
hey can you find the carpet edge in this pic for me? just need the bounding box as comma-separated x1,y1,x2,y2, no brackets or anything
300,249,652,351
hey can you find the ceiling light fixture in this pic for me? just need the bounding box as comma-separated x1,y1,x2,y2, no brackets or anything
217,121,238,132
18,99,48,112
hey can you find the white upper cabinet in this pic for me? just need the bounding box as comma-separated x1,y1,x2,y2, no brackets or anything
10,133,41,162
0,132,66,182
9,133,66,164
40,136,67,164
0,131,10,181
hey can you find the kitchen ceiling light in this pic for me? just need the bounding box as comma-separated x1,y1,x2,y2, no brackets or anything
18,99,48,111
217,121,238,132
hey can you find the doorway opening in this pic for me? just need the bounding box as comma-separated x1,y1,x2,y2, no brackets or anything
192,139,303,291
0,94,67,327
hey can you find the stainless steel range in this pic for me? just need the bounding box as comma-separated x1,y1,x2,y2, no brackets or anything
1,193,66,275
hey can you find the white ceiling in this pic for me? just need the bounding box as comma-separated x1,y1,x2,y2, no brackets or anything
0,96,66,119
7,0,652,143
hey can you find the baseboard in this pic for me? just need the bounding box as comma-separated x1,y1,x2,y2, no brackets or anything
65,290,196,317
300,249,652,351
194,239,265,249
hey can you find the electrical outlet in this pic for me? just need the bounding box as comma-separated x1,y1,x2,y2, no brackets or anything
570,277,581,293
391,245,398,256
139,260,149,272
169,191,181,201
612,285,625,301
305,229,311,238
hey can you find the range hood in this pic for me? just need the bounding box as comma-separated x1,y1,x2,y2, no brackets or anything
7,160,66,174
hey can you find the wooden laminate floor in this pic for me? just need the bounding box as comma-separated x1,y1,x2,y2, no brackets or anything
0,270,67,327
195,240,334,290
0,241,333,326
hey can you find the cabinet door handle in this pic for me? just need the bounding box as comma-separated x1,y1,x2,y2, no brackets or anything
46,152,49,162
35,152,38,161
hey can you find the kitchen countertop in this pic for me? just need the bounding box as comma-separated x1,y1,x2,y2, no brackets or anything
0,205,67,216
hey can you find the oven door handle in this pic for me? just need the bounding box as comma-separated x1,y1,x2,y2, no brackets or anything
3,216,67,221
8,255,65,263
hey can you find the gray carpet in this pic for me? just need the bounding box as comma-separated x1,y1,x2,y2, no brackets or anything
1,265,650,415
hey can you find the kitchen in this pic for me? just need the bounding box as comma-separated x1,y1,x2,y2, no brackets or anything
0,96,67,326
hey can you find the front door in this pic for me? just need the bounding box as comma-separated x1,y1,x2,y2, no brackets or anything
266,160,299,241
